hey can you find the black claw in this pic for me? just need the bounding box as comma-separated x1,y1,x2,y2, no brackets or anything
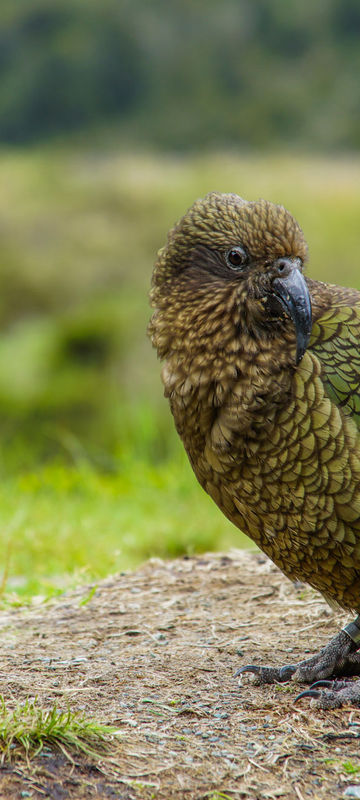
235,664,261,677
309,680,334,690
279,664,296,681
294,689,320,703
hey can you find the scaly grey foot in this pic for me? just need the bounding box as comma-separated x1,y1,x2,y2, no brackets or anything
295,677,360,708
236,619,360,693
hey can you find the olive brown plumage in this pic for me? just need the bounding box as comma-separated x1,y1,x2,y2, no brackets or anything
149,192,360,708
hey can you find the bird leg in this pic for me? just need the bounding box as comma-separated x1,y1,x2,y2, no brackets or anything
292,619,360,707
237,616,360,704
292,618,360,683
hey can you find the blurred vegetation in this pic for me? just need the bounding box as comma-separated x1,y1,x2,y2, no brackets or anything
0,146,359,597
0,0,360,150
0,2,359,599
2,147,360,469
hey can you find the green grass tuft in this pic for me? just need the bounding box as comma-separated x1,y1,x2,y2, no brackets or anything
0,695,119,761
342,760,360,775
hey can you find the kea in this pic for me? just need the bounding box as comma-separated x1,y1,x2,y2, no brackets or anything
148,191,360,709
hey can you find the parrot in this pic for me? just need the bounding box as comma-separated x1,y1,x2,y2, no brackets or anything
148,191,360,708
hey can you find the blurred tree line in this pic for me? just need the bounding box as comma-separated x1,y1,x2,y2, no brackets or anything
1,0,360,150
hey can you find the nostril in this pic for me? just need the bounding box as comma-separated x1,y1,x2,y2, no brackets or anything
274,256,301,275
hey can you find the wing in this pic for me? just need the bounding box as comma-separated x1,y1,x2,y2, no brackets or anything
309,290,360,430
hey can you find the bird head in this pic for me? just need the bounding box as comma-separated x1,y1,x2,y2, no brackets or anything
150,192,312,366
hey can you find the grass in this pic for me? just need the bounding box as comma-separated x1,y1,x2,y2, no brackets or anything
0,695,118,762
342,760,360,775
0,145,359,601
0,455,249,601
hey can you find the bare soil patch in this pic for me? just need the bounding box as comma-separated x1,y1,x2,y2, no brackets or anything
0,551,359,799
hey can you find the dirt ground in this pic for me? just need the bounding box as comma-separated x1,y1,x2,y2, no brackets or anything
0,550,360,800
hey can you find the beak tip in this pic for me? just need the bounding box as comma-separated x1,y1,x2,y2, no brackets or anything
295,335,310,365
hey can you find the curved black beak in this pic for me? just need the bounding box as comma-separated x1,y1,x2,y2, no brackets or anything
270,260,312,364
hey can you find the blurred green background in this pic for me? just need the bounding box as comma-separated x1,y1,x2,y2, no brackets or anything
0,1,359,599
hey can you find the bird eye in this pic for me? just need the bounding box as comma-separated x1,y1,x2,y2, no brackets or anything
226,246,248,270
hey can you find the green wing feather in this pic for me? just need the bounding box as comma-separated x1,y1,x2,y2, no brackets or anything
309,298,360,428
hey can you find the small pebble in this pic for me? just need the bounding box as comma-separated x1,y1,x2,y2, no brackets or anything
344,787,360,798
154,633,168,643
